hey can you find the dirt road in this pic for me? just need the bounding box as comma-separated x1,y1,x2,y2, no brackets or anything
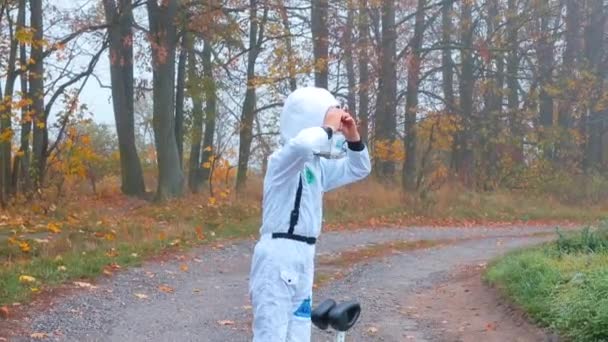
3,226,562,341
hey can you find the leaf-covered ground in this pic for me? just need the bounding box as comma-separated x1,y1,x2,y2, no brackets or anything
0,225,567,341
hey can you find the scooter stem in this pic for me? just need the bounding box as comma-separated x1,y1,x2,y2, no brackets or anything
335,332,346,342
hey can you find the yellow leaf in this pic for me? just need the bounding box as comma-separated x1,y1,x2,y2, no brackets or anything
208,197,217,206
36,122,45,129
47,222,61,234
19,241,31,253
15,28,34,44
19,275,36,284
104,232,116,241
30,287,40,293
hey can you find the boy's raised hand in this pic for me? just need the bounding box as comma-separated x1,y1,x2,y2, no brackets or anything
340,113,360,142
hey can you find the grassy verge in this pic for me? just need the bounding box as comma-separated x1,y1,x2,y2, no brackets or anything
486,225,608,341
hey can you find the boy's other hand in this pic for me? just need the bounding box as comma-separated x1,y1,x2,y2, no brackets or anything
341,113,361,142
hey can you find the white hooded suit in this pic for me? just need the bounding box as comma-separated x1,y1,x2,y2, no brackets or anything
249,87,371,341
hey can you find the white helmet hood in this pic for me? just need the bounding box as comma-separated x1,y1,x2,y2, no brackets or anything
279,87,340,143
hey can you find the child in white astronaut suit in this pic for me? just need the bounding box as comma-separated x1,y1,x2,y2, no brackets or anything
249,87,372,342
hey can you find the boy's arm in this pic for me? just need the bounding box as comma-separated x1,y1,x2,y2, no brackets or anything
320,141,371,192
269,127,331,180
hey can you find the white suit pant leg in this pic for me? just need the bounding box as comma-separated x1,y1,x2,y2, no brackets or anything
286,265,314,342
251,267,291,341
250,239,315,342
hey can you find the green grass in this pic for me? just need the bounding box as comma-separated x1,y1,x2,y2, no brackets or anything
486,225,608,341
0,243,153,305
0,214,261,306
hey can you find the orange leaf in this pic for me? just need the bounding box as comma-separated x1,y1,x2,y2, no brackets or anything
0,306,9,319
158,285,174,293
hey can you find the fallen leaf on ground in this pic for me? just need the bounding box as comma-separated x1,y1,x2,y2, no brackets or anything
192,288,202,293
19,241,31,253
105,248,119,257
57,265,67,272
217,320,235,326
486,322,497,331
158,285,174,293
108,263,121,270
19,275,36,284
73,281,97,289
180,264,189,272
30,332,48,339
47,222,61,234
0,306,9,319
134,293,148,299
242,305,252,310
366,326,378,334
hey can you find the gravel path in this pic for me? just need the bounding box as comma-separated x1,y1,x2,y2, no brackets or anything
6,226,563,342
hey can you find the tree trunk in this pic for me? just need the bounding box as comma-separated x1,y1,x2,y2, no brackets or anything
506,0,520,151
441,0,454,113
175,34,187,168
30,0,46,188
311,0,329,88
0,0,23,202
103,0,146,196
278,0,297,91
357,0,370,142
344,3,357,116
584,0,605,171
375,0,397,179
537,0,554,131
454,0,475,185
559,0,581,130
403,0,426,191
147,0,183,200
200,38,217,189
187,34,204,193
481,0,505,187
12,0,29,195
236,0,264,193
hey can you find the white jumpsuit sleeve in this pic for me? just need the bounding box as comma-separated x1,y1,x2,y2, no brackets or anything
320,146,372,192
269,126,331,181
